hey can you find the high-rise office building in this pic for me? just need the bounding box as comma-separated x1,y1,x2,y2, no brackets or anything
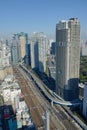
30,32,48,72
47,42,56,80
11,33,28,64
38,32,48,72
56,18,80,101
11,34,21,64
50,42,56,55
18,32,28,62
30,33,39,69
26,43,31,66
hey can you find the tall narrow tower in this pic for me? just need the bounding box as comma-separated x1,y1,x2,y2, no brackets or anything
56,18,80,101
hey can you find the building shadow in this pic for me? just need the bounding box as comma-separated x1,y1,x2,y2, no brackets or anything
63,78,79,101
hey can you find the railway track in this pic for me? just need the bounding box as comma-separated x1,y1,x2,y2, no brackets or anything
54,104,82,130
13,66,62,130
13,66,44,129
13,65,83,130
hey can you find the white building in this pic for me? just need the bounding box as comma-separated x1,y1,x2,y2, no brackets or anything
83,85,87,119
30,32,48,72
56,18,80,101
38,33,48,72
30,33,39,69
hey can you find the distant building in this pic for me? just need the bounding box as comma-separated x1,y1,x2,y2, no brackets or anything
50,42,56,55
6,39,9,46
49,39,54,47
38,33,48,72
11,34,21,64
48,55,56,80
18,32,28,62
56,18,80,101
26,43,31,66
11,33,28,64
48,42,56,79
83,85,87,119
48,41,56,80
30,34,39,69
81,40,87,56
30,32,48,72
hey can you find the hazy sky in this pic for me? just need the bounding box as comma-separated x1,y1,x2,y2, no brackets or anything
0,0,87,39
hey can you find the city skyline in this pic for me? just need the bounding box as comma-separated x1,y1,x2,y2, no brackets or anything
0,0,87,39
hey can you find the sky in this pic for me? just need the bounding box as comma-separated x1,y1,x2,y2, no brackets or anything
0,0,87,39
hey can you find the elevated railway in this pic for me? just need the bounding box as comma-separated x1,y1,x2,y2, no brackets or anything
13,66,63,130
13,64,87,130
18,64,87,130
19,64,81,106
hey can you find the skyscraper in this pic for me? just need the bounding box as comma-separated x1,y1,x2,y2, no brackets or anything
30,33,39,69
38,32,48,72
26,43,31,66
56,18,80,101
18,32,28,62
30,32,48,72
11,34,21,64
11,33,28,64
